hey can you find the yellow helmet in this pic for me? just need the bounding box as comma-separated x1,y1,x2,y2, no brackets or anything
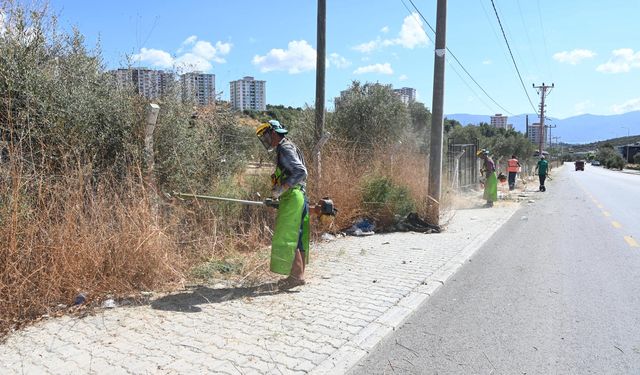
256,120,287,151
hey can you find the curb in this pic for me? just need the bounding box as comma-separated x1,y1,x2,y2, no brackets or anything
310,204,520,375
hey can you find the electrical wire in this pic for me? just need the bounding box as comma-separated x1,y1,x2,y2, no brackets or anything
489,0,538,113
402,0,514,115
536,0,553,80
515,0,541,73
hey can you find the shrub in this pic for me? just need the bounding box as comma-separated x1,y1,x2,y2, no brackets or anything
361,175,415,226
634,153,640,165
604,154,625,170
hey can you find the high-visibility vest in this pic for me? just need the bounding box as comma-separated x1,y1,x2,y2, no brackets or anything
507,158,520,172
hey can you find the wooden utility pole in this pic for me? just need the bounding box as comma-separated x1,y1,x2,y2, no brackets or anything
145,103,160,220
427,0,447,225
533,83,554,155
547,123,557,147
314,0,326,195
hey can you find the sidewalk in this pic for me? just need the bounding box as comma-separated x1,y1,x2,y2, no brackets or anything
1,201,521,375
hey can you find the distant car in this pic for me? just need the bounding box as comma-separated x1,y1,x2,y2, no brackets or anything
575,160,585,171
591,160,601,166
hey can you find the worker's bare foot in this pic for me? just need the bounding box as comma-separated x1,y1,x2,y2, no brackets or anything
277,276,306,290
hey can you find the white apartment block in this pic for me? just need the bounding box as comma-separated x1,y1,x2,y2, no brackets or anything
111,68,174,100
393,87,416,105
181,72,216,106
527,122,546,148
490,114,508,129
230,76,266,111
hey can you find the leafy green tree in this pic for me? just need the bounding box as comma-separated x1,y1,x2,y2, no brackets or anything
444,118,462,133
0,5,142,177
331,81,410,146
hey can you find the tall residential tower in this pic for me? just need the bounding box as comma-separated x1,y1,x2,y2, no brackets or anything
181,72,216,106
230,76,266,111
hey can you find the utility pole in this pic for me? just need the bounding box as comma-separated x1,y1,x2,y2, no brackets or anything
547,123,556,149
533,83,554,156
427,0,447,226
552,135,561,163
314,0,326,195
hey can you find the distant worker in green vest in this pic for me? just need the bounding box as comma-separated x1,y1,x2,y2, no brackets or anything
477,149,498,207
507,154,521,191
534,155,549,192
256,120,309,290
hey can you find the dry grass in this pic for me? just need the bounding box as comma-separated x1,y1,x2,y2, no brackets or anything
0,138,452,338
306,141,440,230
0,161,183,337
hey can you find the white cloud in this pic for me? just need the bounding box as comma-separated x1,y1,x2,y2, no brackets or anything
353,63,393,75
175,53,213,72
612,97,640,114
191,40,231,63
553,49,596,65
395,13,428,49
380,26,390,33
132,36,232,72
398,74,408,81
183,35,197,46
253,40,317,74
573,100,592,115
353,13,428,53
353,39,381,53
132,48,174,69
328,53,351,69
482,59,492,65
597,48,640,73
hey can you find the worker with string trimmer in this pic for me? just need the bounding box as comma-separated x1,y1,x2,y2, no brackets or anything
255,119,310,290
172,120,336,290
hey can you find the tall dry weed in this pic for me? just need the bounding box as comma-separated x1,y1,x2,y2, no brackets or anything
0,155,183,337
306,140,441,231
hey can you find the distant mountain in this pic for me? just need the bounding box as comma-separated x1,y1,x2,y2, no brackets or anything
445,111,640,144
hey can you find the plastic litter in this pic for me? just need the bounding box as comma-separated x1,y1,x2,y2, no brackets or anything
102,299,117,309
74,293,86,305
321,233,336,241
346,218,375,236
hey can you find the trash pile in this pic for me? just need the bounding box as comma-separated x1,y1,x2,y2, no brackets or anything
343,212,440,236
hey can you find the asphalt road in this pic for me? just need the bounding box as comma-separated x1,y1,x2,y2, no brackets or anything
351,164,640,375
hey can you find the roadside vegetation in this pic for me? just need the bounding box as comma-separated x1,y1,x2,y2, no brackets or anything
596,143,626,170
445,119,536,171
0,3,535,337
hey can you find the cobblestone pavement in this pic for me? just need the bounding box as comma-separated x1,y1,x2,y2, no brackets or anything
1,201,522,374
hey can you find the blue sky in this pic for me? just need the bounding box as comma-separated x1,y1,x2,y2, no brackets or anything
41,0,640,119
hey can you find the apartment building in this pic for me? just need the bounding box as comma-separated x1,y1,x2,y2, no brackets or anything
229,76,266,111
393,87,416,105
181,72,216,106
111,68,174,100
527,122,546,148
490,114,509,129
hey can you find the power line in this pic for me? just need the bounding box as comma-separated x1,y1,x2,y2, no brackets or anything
536,0,553,80
489,0,538,114
515,0,541,73
402,0,514,115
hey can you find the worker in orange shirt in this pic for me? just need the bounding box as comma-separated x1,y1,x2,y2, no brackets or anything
507,154,521,191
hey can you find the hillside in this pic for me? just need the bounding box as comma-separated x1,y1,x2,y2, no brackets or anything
446,111,640,144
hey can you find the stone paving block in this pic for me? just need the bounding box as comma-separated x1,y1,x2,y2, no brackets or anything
310,343,368,375
350,321,394,351
0,205,519,375
397,290,430,310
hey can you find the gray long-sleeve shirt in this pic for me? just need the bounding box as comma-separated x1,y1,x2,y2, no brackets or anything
276,138,307,188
